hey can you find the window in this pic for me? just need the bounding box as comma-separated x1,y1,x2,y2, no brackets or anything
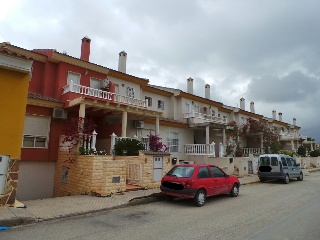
145,96,152,107
211,110,216,117
259,157,270,166
166,166,194,178
281,157,288,166
114,84,119,94
287,158,293,167
67,72,80,85
158,100,164,110
210,166,225,178
126,87,135,98
194,104,200,113
167,132,179,152
90,78,100,89
241,117,245,124
198,167,212,178
185,103,190,113
271,157,279,166
22,115,50,148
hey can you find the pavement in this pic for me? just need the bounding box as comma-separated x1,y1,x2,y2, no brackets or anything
0,169,319,229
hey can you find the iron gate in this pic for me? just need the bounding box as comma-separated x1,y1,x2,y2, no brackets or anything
248,160,253,174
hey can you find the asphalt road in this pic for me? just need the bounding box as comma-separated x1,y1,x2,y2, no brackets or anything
1,171,320,240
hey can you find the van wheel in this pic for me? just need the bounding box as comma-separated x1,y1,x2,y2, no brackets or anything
230,184,239,197
297,172,303,181
284,174,290,184
259,178,266,183
194,189,206,207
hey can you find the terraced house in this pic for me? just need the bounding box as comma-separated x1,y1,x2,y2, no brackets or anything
0,37,307,202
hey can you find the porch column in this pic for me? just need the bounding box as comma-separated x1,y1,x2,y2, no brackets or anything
155,117,160,135
205,125,210,154
78,102,86,131
121,111,127,137
222,128,226,155
291,140,294,150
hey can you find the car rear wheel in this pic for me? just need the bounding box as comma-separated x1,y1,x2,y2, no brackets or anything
297,172,303,181
194,189,206,207
230,184,239,197
284,174,289,184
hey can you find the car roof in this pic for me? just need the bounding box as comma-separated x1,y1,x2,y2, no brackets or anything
175,164,218,167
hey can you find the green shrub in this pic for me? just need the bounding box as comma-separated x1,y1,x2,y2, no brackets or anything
297,146,306,157
310,150,320,157
270,141,282,154
283,150,293,157
114,138,145,156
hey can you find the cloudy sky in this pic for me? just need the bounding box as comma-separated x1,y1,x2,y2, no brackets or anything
1,0,319,141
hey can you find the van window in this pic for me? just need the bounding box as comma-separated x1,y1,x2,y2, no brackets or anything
287,158,293,167
259,157,270,166
271,157,278,166
281,157,288,166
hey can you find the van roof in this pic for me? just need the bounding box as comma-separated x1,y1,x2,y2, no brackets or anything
259,154,291,157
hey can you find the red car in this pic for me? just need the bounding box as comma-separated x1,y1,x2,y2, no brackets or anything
160,164,240,207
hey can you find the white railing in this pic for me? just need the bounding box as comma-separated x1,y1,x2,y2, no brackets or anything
114,93,147,108
63,81,147,108
184,143,216,156
183,111,227,124
243,148,261,157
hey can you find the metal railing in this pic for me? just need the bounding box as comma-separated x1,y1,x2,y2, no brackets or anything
183,111,227,124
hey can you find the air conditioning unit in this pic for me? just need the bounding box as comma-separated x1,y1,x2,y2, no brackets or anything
100,79,109,89
53,108,68,119
134,120,144,128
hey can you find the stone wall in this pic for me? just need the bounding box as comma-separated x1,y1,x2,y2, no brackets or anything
54,151,172,197
0,158,19,207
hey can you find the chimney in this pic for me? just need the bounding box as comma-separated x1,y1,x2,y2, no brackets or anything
118,51,127,73
293,118,296,126
278,112,282,122
240,98,245,110
250,101,255,113
187,77,193,94
272,110,276,120
205,84,210,99
80,36,91,61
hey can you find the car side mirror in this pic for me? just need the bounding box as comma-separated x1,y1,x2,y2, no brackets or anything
226,174,229,178
295,163,300,167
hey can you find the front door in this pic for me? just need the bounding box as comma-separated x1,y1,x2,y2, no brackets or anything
153,157,163,181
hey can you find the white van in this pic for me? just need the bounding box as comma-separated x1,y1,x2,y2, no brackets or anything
258,154,303,184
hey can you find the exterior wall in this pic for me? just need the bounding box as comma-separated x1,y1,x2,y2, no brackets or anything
142,90,171,118
0,68,29,158
54,152,171,197
234,157,249,177
17,161,55,200
193,157,234,175
310,157,320,168
109,76,141,100
0,158,19,207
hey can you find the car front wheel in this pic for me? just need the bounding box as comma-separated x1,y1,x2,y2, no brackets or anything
194,189,206,207
284,174,290,184
297,172,303,181
230,184,239,197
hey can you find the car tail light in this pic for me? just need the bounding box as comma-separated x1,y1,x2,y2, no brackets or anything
186,179,194,187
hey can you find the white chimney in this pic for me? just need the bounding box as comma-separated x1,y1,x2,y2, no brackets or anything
272,110,276,120
250,101,255,113
205,84,210,99
293,118,296,126
187,77,193,94
118,51,127,73
278,112,282,122
240,98,245,110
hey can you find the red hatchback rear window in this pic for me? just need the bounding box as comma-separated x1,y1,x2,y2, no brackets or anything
166,166,195,178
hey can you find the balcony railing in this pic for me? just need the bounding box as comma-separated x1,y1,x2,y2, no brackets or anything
63,81,147,108
184,143,216,156
183,111,227,124
242,148,261,157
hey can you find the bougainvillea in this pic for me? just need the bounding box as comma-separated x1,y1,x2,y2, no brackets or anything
148,132,169,152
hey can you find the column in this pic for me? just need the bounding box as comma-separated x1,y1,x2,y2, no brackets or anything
291,140,294,151
206,125,209,154
121,111,127,137
78,103,86,150
222,128,226,155
155,117,160,135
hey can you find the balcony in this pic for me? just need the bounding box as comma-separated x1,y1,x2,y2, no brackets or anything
183,111,227,125
184,144,216,156
63,81,147,108
279,131,307,141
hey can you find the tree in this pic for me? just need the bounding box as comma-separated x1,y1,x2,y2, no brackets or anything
297,146,306,157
